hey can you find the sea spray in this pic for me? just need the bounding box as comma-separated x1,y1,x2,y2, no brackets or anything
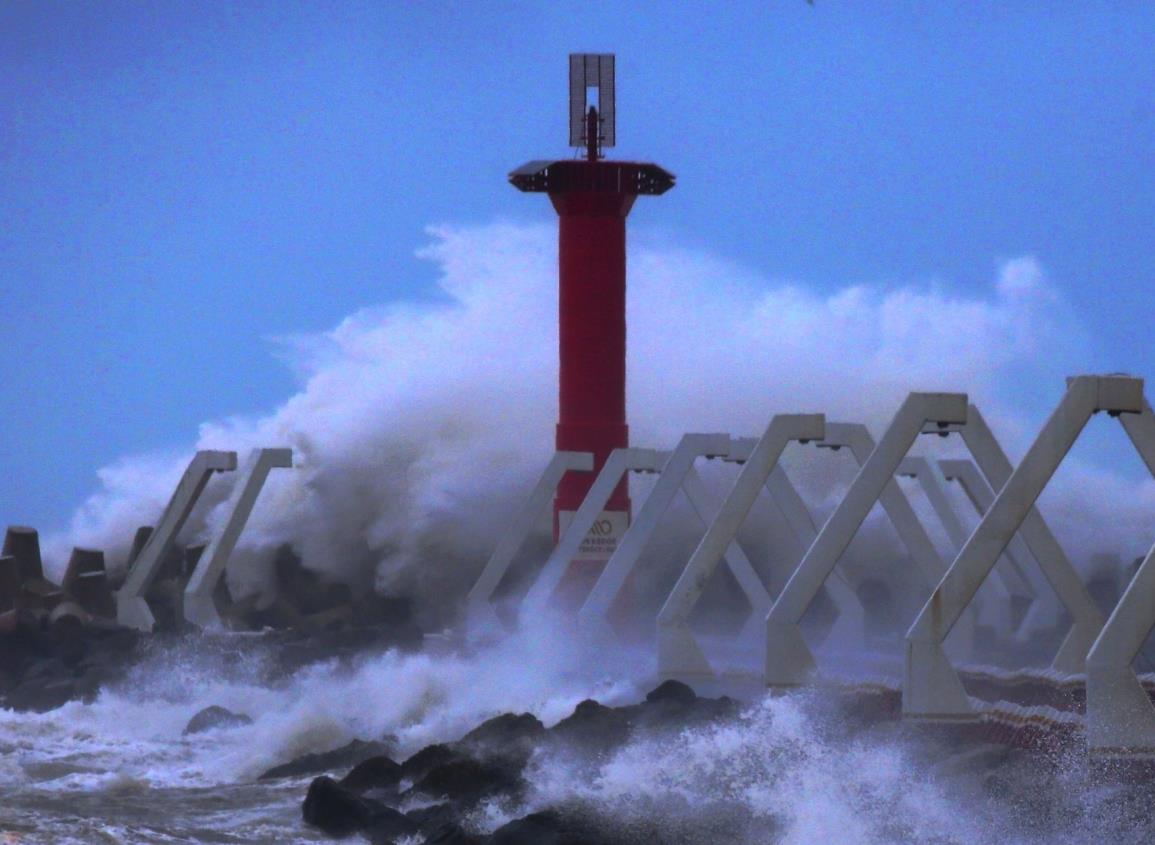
45,224,1151,619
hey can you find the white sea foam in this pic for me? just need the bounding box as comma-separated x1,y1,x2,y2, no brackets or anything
4,631,1155,844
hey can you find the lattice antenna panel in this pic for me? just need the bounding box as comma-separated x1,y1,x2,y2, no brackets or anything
569,53,615,149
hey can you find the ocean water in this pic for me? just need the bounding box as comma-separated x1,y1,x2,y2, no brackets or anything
1,632,1153,845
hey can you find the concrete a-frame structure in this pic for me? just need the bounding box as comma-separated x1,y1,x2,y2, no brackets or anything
1087,400,1155,753
763,394,970,687
184,447,293,629
896,457,1033,634
577,432,864,650
465,451,593,639
657,414,826,680
576,433,767,646
522,447,666,613
117,450,237,631
904,375,1154,720
937,458,1063,640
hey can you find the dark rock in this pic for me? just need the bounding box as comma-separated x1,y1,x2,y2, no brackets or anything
409,756,524,804
419,822,485,845
183,705,253,735
7,677,77,713
404,802,458,833
547,699,631,754
365,803,421,844
340,754,402,792
400,743,461,784
21,656,72,685
260,738,389,780
459,712,544,757
627,687,740,736
302,775,378,837
488,810,613,845
644,679,696,705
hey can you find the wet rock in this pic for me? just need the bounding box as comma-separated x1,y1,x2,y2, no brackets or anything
302,775,382,837
547,699,631,754
365,804,422,845
260,738,390,780
6,676,77,713
20,656,71,685
400,743,461,784
403,802,458,834
644,679,697,705
459,712,544,763
418,822,485,845
340,754,403,792
183,705,253,735
488,809,614,845
409,756,525,805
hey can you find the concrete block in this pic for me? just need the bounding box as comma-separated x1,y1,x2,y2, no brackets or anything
3,526,44,582
0,556,19,613
62,548,105,592
63,548,116,620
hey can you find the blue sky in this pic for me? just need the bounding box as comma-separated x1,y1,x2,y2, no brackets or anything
3,2,1154,534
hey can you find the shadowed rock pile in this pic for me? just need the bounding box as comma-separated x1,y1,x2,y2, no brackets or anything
289,680,743,845
0,623,141,712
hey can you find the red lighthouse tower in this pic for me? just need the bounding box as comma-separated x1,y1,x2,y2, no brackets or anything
510,54,674,594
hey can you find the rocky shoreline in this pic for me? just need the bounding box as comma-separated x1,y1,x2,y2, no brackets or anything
283,679,744,845
0,616,422,715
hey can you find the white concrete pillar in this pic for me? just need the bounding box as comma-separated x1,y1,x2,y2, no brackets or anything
183,448,293,629
116,450,237,631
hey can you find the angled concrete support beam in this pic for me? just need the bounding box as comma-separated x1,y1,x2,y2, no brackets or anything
953,404,1093,670
183,448,293,629
523,448,666,613
657,413,826,680
765,457,864,647
465,451,593,639
937,459,1042,600
938,457,1058,642
819,422,951,587
579,434,737,641
897,457,1027,633
116,450,238,631
579,433,863,650
1086,400,1155,754
764,394,969,688
903,377,1138,719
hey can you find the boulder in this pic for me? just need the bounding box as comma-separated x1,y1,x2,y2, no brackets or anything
260,738,389,780
408,756,524,805
546,699,631,754
403,802,458,834
302,775,419,841
418,822,485,845
6,676,77,713
644,679,696,705
459,712,544,759
399,743,460,784
302,775,378,836
340,754,402,792
183,705,253,735
488,810,613,845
